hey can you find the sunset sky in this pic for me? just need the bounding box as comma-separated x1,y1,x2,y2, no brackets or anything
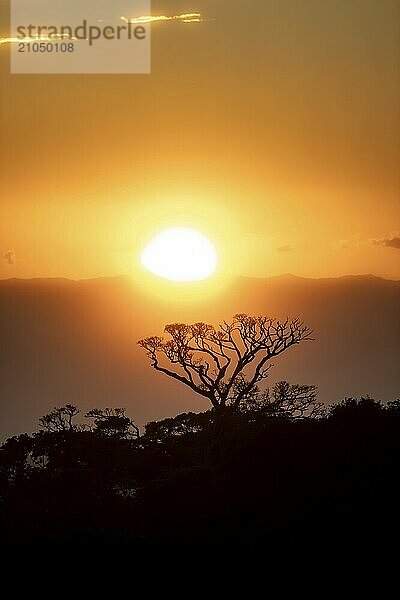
1,0,399,281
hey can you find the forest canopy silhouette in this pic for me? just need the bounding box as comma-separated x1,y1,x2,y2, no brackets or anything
0,315,399,552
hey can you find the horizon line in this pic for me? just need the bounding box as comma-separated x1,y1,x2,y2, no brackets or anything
0,272,399,284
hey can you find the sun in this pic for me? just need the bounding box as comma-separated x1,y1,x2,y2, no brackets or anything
140,227,218,282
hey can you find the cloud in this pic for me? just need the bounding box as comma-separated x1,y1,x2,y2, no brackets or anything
277,245,292,253
3,250,15,265
121,13,206,25
335,235,400,251
0,12,207,45
0,34,76,45
373,237,400,250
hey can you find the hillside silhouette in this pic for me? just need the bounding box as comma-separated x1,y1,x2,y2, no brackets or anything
1,274,399,439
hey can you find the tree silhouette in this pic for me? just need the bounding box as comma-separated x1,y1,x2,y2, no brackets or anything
138,314,312,413
39,404,80,432
1,395,398,550
145,411,213,442
38,405,140,439
239,381,324,419
85,408,140,438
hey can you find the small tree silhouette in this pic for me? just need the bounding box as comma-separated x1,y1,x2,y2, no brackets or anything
138,314,312,414
39,404,80,432
85,408,140,439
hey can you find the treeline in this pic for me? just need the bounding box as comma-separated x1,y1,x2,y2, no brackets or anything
0,385,399,551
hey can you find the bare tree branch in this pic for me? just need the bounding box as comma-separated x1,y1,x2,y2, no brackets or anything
138,314,312,413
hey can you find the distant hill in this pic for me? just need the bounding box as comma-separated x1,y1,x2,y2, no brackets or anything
1,274,399,439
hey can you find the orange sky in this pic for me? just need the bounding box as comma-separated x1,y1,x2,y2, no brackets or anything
1,0,399,280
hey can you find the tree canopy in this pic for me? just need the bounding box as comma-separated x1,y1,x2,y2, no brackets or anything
138,314,312,412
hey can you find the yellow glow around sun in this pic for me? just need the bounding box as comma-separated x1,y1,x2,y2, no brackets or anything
140,227,217,282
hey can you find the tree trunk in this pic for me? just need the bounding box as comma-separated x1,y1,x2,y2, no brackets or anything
205,406,234,465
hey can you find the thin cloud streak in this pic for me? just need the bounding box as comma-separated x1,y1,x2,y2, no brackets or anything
121,13,207,25
0,12,207,45
373,237,400,250
0,35,76,45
